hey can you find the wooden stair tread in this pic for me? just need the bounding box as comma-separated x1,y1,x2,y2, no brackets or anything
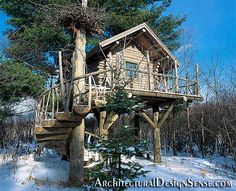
36,119,81,128
37,140,67,144
74,105,91,115
35,126,72,135
92,99,107,108
35,134,69,141
55,112,82,121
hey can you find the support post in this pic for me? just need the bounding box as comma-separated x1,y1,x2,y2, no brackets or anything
139,103,175,164
69,119,85,186
153,110,161,163
99,111,108,140
104,112,119,130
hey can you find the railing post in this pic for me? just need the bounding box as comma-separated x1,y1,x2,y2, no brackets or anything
44,91,51,120
164,74,167,92
52,88,55,119
175,60,179,93
55,87,59,112
42,94,45,119
146,50,151,90
58,51,65,95
88,76,92,108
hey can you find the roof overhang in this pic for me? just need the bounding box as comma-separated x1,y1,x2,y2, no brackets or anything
87,23,180,66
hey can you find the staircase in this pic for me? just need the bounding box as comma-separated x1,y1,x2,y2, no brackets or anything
35,112,83,156
34,71,109,155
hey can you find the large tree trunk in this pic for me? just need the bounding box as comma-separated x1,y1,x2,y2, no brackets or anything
69,119,85,186
153,111,161,163
69,29,86,186
73,30,86,98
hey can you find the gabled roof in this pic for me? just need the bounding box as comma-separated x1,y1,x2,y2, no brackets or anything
88,23,179,65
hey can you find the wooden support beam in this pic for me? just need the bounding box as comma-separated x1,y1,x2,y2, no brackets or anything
139,111,157,129
153,111,161,163
99,111,108,139
98,111,119,140
69,118,85,186
85,131,102,140
157,102,174,129
139,102,175,164
104,112,119,130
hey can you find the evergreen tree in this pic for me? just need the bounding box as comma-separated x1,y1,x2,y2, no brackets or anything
88,86,147,190
0,61,45,123
0,0,185,75
90,125,148,190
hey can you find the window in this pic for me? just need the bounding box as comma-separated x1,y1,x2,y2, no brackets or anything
126,62,137,78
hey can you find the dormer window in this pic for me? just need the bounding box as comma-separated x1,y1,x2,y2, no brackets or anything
126,62,137,78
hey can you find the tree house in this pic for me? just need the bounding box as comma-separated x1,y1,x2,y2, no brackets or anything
35,23,202,183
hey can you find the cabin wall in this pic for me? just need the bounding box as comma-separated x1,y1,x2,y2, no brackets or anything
87,44,161,91
107,44,155,90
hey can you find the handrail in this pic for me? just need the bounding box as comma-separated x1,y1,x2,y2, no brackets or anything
36,68,199,123
39,69,110,98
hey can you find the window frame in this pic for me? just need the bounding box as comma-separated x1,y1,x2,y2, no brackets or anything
125,62,138,79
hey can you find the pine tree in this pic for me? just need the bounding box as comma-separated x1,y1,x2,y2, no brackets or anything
88,86,147,190
0,0,185,75
0,61,45,123
90,125,148,190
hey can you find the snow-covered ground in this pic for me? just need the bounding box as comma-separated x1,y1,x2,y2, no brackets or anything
0,149,235,191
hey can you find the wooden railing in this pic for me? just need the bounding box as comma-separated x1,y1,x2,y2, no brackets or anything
36,69,199,123
36,70,110,123
125,69,199,96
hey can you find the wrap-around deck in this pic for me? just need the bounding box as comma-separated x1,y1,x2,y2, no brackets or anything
36,68,201,122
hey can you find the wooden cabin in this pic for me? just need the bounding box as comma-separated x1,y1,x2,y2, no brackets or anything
35,23,202,176
84,23,201,106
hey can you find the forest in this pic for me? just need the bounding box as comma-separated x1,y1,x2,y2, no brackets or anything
0,0,235,190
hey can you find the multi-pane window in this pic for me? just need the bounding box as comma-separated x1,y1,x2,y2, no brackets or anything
126,62,137,78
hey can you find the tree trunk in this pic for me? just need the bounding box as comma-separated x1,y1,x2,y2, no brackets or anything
172,110,177,156
153,111,161,163
72,30,86,104
69,29,86,186
99,111,108,140
69,119,85,186
201,108,205,158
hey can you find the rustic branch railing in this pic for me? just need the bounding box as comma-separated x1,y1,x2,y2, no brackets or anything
36,69,199,123
36,70,110,123
125,69,199,95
